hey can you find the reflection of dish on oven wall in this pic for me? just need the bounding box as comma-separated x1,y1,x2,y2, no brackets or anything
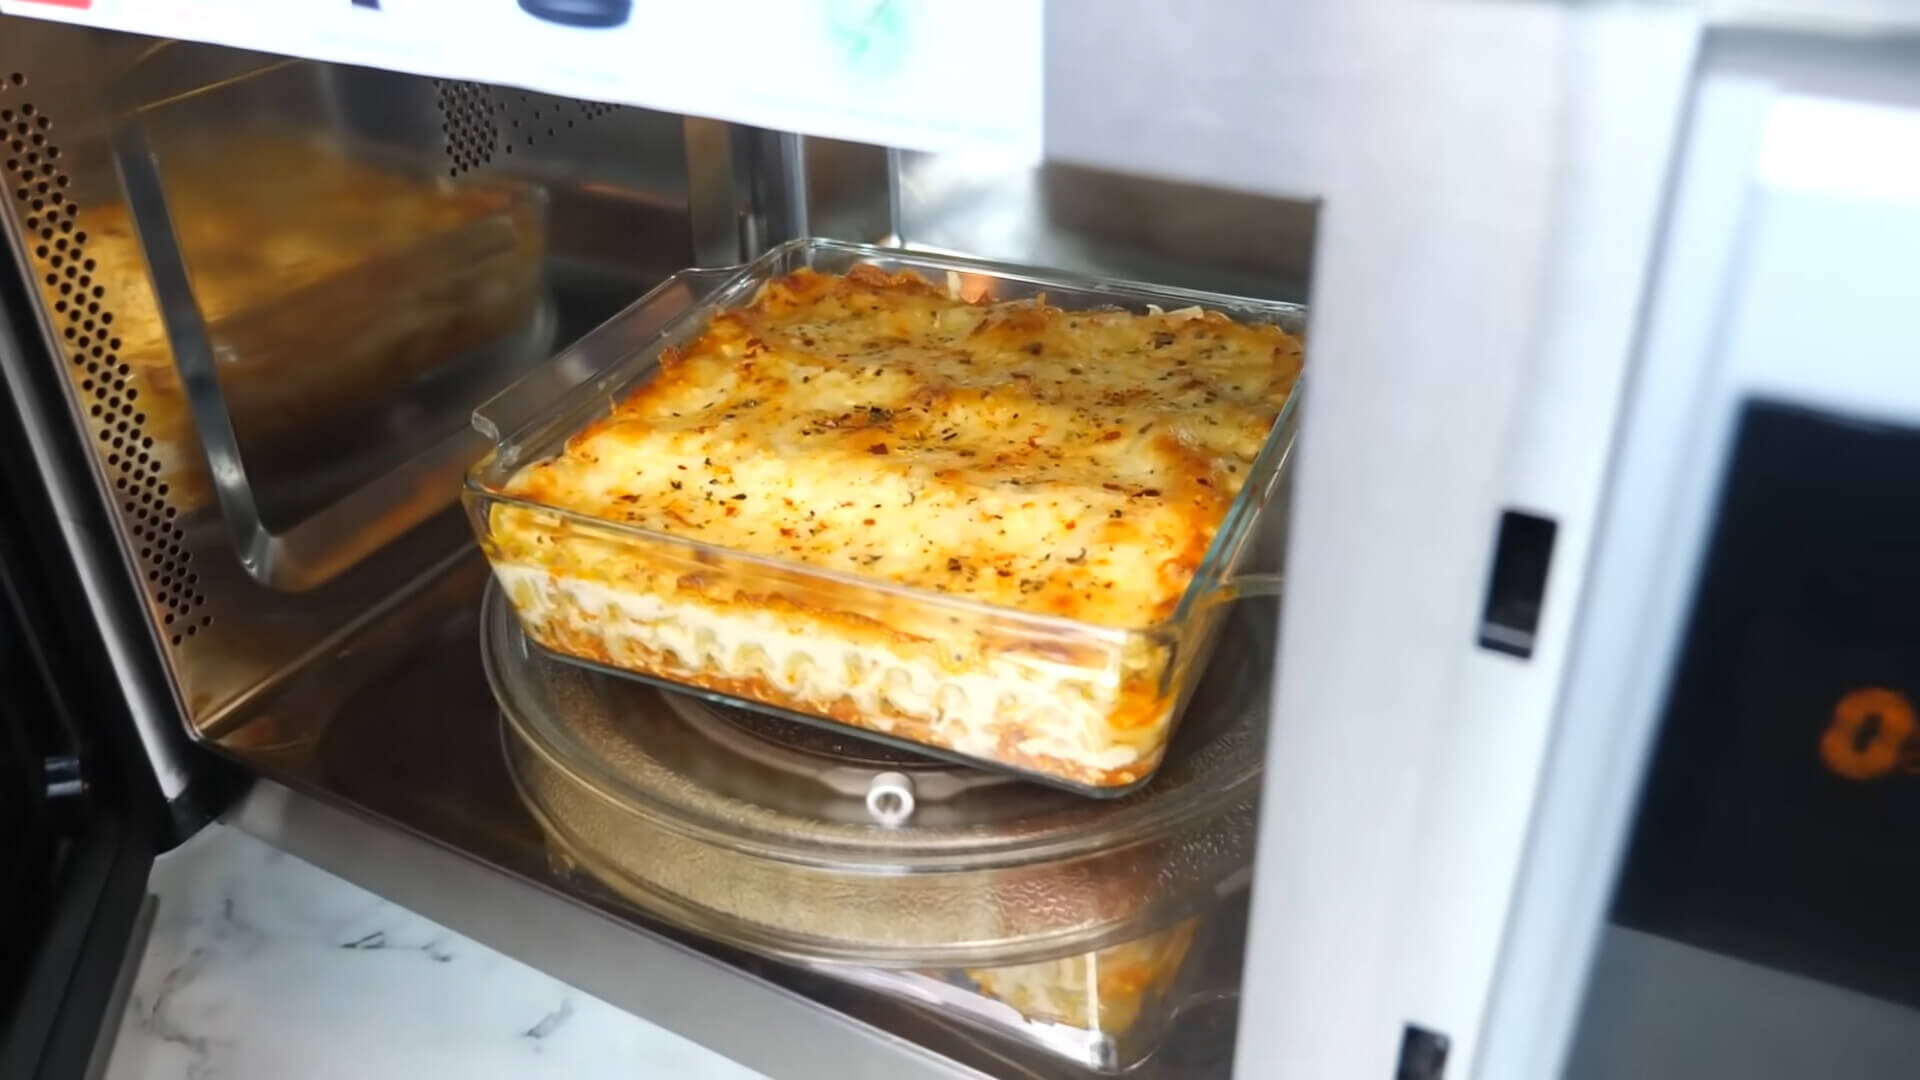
518,0,634,29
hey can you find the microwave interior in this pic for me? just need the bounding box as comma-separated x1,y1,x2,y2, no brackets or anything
12,13,1918,1079
0,21,1315,1079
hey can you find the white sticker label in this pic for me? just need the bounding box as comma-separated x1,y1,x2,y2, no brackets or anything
0,0,1044,160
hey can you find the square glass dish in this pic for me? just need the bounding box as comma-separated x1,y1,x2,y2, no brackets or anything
465,239,1301,795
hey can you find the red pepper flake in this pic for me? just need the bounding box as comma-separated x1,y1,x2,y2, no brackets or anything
868,443,890,455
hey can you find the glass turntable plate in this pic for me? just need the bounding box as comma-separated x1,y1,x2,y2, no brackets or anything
483,578,1272,967
483,580,1276,1070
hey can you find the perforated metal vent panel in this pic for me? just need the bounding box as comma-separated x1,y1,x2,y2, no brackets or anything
435,80,623,176
435,79,499,176
0,68,212,648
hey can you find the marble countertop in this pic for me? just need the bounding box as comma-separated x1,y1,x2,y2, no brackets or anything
101,823,769,1080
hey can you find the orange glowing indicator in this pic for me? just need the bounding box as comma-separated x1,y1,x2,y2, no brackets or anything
1820,687,1918,781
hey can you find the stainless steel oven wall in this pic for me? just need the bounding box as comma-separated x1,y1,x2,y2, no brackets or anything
684,125,895,266
0,21,692,752
893,153,1315,304
690,136,1319,300
683,129,1323,307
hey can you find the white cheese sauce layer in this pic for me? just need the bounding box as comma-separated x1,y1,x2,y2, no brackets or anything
495,565,1157,773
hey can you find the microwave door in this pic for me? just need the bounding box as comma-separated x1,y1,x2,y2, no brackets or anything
0,269,166,1080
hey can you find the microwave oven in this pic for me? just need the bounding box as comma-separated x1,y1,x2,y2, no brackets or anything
4,6,1920,1077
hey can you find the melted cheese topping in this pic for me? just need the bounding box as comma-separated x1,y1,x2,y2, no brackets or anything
486,266,1299,786
503,266,1300,628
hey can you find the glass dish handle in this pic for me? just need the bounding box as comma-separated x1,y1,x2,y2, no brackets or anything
1175,570,1283,628
472,263,743,447
1218,571,1284,601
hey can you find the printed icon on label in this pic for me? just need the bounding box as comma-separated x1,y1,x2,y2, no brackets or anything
519,0,633,28
824,0,907,80
1820,686,1918,781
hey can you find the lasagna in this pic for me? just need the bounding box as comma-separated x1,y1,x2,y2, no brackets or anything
486,265,1300,787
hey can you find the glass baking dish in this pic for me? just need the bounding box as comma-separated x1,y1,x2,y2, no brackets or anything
465,238,1301,795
